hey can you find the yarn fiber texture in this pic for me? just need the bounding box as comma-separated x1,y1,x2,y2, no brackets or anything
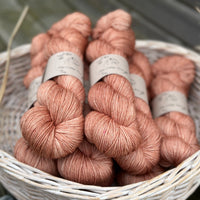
14,138,58,176
150,55,200,167
85,9,142,158
115,51,161,175
20,12,91,159
58,140,114,186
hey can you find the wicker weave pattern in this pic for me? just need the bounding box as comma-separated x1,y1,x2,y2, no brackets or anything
0,41,200,200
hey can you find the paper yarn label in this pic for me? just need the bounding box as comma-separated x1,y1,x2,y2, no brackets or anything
152,91,189,118
130,74,148,103
90,54,130,86
43,51,83,83
27,76,42,108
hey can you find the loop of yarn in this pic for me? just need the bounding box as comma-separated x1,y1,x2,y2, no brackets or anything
20,12,91,159
14,138,58,176
150,55,200,167
48,12,92,38
115,51,161,175
92,9,132,39
58,140,114,186
85,9,142,158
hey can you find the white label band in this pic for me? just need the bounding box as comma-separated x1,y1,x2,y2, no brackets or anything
27,76,42,108
130,74,148,103
152,91,189,118
43,51,83,83
90,54,130,86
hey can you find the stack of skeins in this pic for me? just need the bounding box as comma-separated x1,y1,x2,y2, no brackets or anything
14,9,200,187
150,55,200,168
85,9,162,185
14,12,91,175
16,12,114,186
20,12,91,159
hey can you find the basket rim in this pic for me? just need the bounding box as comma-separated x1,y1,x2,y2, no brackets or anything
1,149,200,198
0,40,200,199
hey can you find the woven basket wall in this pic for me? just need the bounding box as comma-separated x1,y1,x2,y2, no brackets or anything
0,40,200,200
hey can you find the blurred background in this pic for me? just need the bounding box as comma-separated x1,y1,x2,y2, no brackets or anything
0,0,200,52
0,0,200,199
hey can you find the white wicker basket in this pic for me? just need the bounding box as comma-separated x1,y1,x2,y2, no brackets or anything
0,40,200,200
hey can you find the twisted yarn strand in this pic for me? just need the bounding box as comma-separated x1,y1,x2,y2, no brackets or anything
150,55,200,167
85,10,142,158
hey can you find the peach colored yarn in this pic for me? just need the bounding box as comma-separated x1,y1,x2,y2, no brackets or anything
20,13,91,159
24,33,50,88
48,12,91,38
117,165,164,185
16,13,90,174
85,10,142,158
24,12,91,89
115,51,161,175
14,138,58,176
57,65,114,186
150,55,200,167
58,140,114,186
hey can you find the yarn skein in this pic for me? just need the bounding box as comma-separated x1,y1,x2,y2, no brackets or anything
14,138,58,176
57,64,114,186
85,9,142,158
21,12,91,159
150,55,200,167
24,12,88,89
15,15,79,173
58,139,114,186
115,51,161,175
15,13,90,174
